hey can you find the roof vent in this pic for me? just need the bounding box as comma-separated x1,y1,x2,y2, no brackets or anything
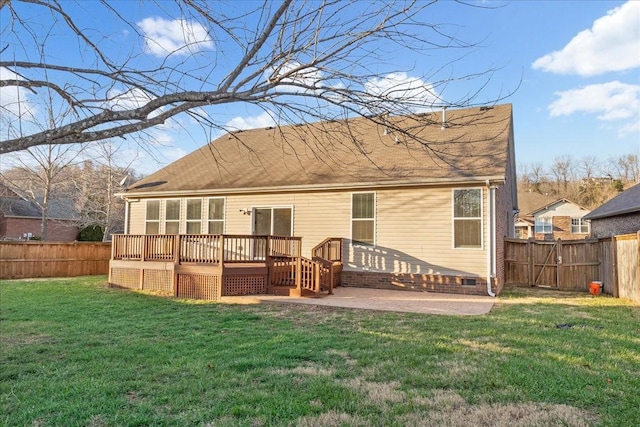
480,106,493,111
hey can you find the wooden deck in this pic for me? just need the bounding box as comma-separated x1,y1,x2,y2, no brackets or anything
109,234,343,300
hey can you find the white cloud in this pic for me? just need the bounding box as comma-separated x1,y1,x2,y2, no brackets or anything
137,17,213,57
532,1,640,76
0,67,38,134
268,61,326,94
548,81,640,137
618,119,640,138
225,111,276,131
364,72,439,114
549,81,640,119
107,87,154,111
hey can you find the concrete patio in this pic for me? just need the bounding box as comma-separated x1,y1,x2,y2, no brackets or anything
220,287,495,315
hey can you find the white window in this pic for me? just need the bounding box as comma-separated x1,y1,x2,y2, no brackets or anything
165,199,181,234
453,189,482,249
253,207,293,236
535,217,552,234
571,218,589,234
145,200,160,234
186,199,202,234
351,192,375,245
208,198,225,234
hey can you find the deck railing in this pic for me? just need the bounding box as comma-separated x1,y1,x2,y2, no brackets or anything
180,234,221,264
312,237,343,262
112,234,303,264
268,255,334,295
112,234,335,298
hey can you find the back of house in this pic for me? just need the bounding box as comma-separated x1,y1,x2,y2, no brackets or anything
118,104,517,296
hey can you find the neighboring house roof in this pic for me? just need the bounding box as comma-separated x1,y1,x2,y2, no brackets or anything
0,197,41,217
583,182,640,220
126,104,514,196
517,191,555,216
515,217,534,226
0,183,20,198
528,198,588,216
0,197,78,220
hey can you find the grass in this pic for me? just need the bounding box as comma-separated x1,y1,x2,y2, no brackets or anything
1,277,638,427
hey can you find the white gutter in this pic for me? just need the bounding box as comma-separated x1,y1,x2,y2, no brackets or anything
117,176,507,199
123,199,130,234
486,184,496,297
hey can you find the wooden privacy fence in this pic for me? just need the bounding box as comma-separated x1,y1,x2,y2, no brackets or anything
0,241,112,279
505,233,639,303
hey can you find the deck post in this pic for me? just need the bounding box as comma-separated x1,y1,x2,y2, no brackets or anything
142,235,148,262
294,256,302,297
265,235,271,258
328,263,334,295
266,256,273,294
174,235,180,264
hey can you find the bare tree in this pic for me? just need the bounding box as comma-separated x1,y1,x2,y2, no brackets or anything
72,142,136,241
0,0,510,155
1,143,82,240
614,154,640,183
550,155,574,194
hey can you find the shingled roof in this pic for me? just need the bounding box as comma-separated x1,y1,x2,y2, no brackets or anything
584,182,640,220
126,104,513,196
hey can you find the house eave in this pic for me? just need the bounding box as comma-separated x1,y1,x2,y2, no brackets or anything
1,215,77,221
117,175,506,199
584,207,640,221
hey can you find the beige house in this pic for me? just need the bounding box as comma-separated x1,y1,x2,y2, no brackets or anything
114,104,517,297
515,194,591,240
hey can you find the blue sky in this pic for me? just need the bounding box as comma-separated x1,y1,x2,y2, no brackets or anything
1,1,638,176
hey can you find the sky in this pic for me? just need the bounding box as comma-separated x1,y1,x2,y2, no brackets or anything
0,0,639,177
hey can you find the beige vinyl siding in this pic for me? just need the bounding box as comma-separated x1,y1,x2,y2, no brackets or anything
367,186,487,277
225,192,351,256
125,186,488,277
128,200,146,234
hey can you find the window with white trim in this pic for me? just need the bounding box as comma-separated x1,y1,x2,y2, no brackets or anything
571,217,589,234
453,189,482,249
165,199,180,234
351,192,375,245
208,198,225,234
253,207,293,236
145,200,160,234
535,217,552,234
186,199,202,234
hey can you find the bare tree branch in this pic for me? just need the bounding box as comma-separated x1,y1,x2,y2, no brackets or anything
0,0,512,156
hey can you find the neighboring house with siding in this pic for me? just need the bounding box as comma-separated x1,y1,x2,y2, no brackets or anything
119,104,517,296
515,194,591,240
584,182,640,238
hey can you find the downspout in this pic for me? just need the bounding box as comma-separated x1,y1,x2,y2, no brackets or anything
123,199,130,235
486,183,496,297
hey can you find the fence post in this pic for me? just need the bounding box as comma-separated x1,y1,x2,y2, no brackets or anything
636,231,640,302
527,238,533,286
612,236,619,298
556,239,562,290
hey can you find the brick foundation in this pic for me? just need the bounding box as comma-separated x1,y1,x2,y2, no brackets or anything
341,270,494,296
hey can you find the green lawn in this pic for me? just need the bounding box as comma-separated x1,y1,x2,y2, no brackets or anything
1,277,638,427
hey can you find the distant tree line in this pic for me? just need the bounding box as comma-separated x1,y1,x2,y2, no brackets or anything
518,153,639,209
